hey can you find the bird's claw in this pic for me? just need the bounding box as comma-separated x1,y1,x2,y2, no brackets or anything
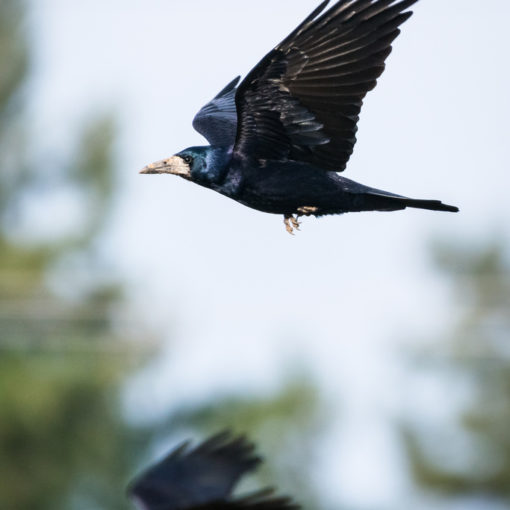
283,207,317,234
284,215,301,235
284,216,294,235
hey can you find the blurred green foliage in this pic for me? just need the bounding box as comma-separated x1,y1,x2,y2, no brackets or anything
402,240,510,504
0,1,156,509
0,3,329,510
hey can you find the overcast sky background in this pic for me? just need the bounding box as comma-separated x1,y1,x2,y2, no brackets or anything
27,1,510,508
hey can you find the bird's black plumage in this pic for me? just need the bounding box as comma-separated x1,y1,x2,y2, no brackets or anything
128,433,299,510
193,77,240,147
141,0,458,234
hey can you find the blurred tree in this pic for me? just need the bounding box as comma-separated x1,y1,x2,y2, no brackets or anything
169,375,331,510
0,1,158,509
13,3,492,508
0,4,332,510
401,239,510,505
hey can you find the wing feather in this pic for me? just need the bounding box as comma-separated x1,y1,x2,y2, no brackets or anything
128,433,260,510
192,77,241,146
233,0,418,172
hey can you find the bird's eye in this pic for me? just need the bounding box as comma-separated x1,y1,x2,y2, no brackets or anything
182,155,193,165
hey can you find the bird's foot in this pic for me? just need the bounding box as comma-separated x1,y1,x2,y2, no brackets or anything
284,215,301,235
297,206,319,217
291,216,301,231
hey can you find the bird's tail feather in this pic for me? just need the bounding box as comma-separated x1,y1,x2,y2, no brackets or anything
399,197,459,213
367,192,459,213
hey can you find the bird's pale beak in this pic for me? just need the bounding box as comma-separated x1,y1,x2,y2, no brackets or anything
139,156,191,179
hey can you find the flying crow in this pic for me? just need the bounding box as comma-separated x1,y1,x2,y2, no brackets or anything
141,0,458,234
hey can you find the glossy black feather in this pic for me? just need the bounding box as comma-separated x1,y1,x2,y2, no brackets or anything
233,0,418,172
193,77,241,146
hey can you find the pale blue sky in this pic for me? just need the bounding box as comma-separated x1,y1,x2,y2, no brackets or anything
30,1,510,508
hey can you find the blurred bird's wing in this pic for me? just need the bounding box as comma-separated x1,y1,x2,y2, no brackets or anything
128,433,260,510
193,491,300,510
233,0,417,172
193,77,241,146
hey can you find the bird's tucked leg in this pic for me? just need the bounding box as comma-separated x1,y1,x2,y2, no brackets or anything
297,206,319,217
284,215,300,235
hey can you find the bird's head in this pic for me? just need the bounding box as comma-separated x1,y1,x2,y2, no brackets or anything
140,147,206,181
140,146,229,186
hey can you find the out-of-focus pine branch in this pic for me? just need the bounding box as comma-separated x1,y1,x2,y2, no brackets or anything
401,239,510,502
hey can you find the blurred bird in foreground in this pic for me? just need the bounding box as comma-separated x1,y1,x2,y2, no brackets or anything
141,0,458,234
128,433,298,510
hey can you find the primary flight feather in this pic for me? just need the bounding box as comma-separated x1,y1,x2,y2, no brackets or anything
141,0,458,234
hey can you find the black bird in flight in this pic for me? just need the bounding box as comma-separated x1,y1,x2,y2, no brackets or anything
141,0,458,234
128,433,299,510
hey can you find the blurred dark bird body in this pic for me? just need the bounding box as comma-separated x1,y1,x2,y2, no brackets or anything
128,433,298,510
141,0,458,233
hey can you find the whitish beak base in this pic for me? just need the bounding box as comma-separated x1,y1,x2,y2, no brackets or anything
140,156,191,178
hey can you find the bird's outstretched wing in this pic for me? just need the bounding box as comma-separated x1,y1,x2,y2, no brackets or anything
233,0,417,171
193,77,241,146
128,433,260,510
